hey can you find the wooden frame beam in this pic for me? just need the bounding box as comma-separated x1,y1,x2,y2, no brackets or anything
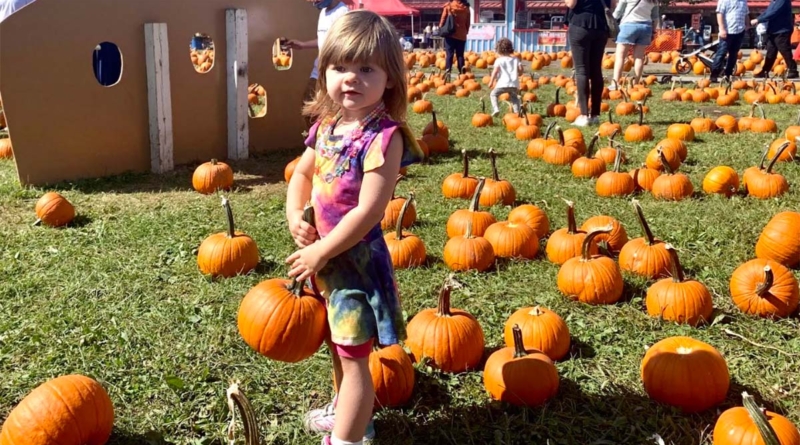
226,8,249,160
144,22,174,173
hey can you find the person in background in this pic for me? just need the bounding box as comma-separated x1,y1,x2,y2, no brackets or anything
439,0,471,80
750,0,799,78
564,0,608,126
488,38,523,117
287,0,350,128
423,23,432,49
611,0,659,87
710,0,748,82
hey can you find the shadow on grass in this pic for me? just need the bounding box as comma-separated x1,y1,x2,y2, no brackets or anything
109,430,179,445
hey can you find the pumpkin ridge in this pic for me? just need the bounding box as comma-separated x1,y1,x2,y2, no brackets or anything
258,285,291,355
47,377,89,442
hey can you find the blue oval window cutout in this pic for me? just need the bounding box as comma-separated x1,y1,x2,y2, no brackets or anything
93,42,123,87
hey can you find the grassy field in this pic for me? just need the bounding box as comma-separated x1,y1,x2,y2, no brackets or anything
3,62,800,445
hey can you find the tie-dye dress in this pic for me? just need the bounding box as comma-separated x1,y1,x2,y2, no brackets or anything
304,104,424,347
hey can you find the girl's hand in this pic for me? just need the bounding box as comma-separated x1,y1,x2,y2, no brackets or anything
286,244,328,282
289,209,318,248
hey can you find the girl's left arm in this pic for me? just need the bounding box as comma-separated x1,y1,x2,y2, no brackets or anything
286,132,404,281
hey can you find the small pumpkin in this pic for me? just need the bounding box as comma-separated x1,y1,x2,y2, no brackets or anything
715,114,739,134
651,149,694,201
596,147,634,197
237,275,328,362
421,111,449,154
442,149,478,199
369,344,416,409
444,219,496,272
645,145,682,172
0,137,12,159
581,215,628,254
546,199,598,265
645,244,713,326
656,137,688,162
284,156,301,183
446,178,497,238
730,258,799,319
630,164,661,192
483,219,539,259
667,123,695,142
382,175,416,230
405,280,485,373
546,87,567,117
713,392,800,445
508,203,550,239
619,199,671,279
756,211,800,268
412,93,433,114
384,193,427,269
595,130,625,165
483,324,559,406
0,374,114,445
571,133,607,179
542,125,581,166
192,158,234,194
33,192,75,227
703,166,740,197
690,110,717,133
750,102,778,133
198,197,260,278
767,137,797,162
479,149,516,207
641,336,729,413
471,98,493,127
744,142,789,199
623,103,653,142
557,225,624,305
598,110,622,137
504,306,570,361
527,122,559,159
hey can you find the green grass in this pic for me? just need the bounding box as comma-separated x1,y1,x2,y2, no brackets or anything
3,64,800,445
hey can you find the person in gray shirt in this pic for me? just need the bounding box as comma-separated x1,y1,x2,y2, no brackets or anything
610,0,659,87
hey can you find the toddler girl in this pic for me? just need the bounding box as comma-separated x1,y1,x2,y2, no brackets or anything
489,38,523,117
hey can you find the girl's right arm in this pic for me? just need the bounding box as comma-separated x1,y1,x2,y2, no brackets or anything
489,64,500,89
286,147,318,247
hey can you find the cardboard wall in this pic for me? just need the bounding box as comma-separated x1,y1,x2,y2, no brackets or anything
0,0,318,186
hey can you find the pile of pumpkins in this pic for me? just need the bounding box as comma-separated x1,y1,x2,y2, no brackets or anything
190,48,215,73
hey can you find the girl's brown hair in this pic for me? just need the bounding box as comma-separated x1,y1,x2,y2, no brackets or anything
303,10,408,122
496,38,513,55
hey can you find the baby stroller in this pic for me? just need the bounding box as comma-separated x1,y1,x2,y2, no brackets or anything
673,39,720,75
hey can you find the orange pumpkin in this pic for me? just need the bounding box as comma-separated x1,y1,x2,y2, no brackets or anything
442,149,478,199
645,244,713,326
619,200,671,279
369,344,415,409
197,197,260,278
730,258,799,319
713,392,800,445
33,191,75,227
446,178,497,238
596,147,634,197
384,194,427,269
557,225,624,305
756,211,800,268
546,199,598,265
192,159,234,194
702,166,739,197
504,306,570,361
479,149,516,206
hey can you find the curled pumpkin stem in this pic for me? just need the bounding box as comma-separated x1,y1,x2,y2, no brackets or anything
581,225,613,261
227,382,260,445
664,244,685,283
755,265,774,297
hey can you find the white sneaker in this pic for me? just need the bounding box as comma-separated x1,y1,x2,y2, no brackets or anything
608,83,618,91
573,115,590,127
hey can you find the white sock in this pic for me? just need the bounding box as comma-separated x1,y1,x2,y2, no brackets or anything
331,435,363,445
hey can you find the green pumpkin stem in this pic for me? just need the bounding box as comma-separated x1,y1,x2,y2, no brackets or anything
664,244,685,283
288,204,316,294
765,142,789,174
586,133,600,158
612,145,624,173
543,121,556,140
637,102,644,126
469,177,486,212
755,265,774,297
755,102,767,120
749,101,757,118
607,109,614,125
489,149,500,181
555,125,565,146
226,382,261,445
211,158,218,165
460,149,470,178
436,282,453,316
511,324,527,358
632,200,656,246
758,143,770,170
222,197,237,238
582,225,613,261
657,147,675,175
480,97,486,114
742,392,782,445
554,87,561,105
564,199,577,234
431,111,439,137
395,193,414,240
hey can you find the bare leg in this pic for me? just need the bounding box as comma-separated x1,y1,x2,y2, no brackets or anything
613,43,629,85
332,356,374,442
633,44,646,83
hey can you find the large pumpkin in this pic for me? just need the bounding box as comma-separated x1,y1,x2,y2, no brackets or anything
192,159,234,194
730,258,799,319
34,192,75,227
618,200,671,279
641,336,729,413
713,392,800,445
197,197,260,278
756,211,800,268
557,225,624,305
645,244,713,326
483,324,559,406
0,374,114,445
237,277,328,363
504,306,570,361
405,281,485,373
370,344,415,409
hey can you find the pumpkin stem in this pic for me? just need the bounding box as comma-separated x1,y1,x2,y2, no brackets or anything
755,265,774,297
632,199,656,246
758,143,770,170
669,79,676,91
460,149,470,178
511,324,527,358
436,281,453,317
211,158,218,165
288,205,316,294
749,101,757,118
555,125,565,146
612,144,624,173
469,177,486,212
554,87,561,105
755,101,767,120
657,147,675,175
395,193,414,240
226,382,261,445
543,121,556,140
608,109,615,125
222,197,237,238
33,218,42,226
480,97,486,114
431,111,439,136
621,89,629,103
664,244,685,283
742,392,782,445
586,132,600,158
563,199,577,234
488,148,500,182
582,225,613,261
765,142,789,174
609,127,619,142
636,102,644,126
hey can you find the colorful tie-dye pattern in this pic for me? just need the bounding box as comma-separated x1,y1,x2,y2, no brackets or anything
303,106,423,346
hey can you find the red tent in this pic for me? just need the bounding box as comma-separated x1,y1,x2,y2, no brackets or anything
345,0,420,15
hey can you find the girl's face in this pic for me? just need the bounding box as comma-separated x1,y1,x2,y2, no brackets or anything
326,60,391,119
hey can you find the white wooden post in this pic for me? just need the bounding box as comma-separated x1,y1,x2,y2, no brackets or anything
226,8,249,160
144,23,174,173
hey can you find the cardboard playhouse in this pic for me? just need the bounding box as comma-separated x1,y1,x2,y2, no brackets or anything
0,0,318,186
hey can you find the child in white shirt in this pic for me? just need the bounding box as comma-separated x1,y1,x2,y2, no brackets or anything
489,38,523,117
